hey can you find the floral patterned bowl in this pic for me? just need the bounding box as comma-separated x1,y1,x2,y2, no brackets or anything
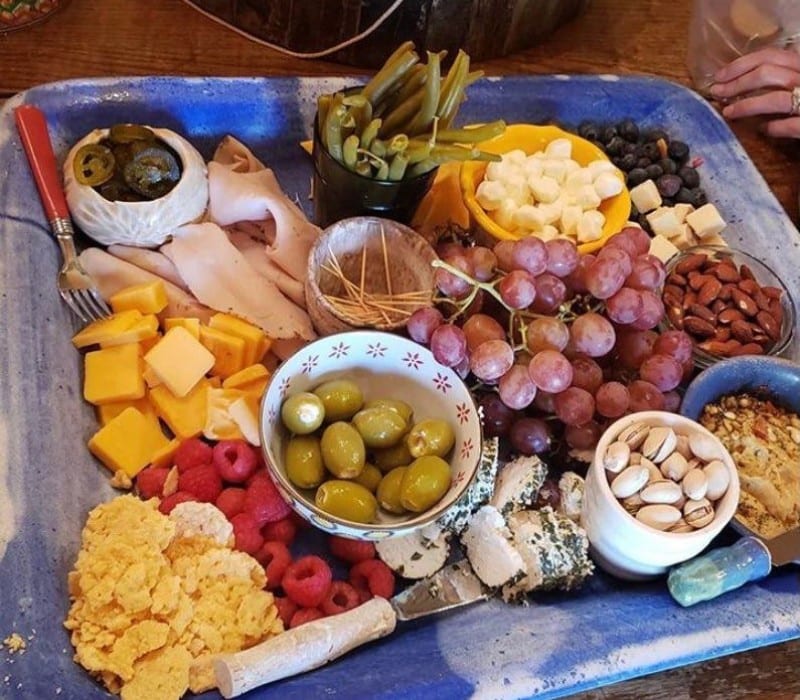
259,330,483,540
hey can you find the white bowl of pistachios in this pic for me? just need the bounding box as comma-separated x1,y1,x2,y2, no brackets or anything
582,411,740,580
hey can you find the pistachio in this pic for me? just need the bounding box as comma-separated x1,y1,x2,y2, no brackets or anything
610,464,650,499
617,422,650,450
703,459,730,500
642,426,677,463
622,492,645,514
640,479,684,505
667,518,694,533
641,456,662,484
660,451,689,481
628,451,642,465
688,432,725,462
636,504,682,531
603,440,631,474
674,434,692,459
684,497,715,529
682,468,708,501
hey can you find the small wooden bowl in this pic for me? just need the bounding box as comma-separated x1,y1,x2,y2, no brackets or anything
305,217,437,336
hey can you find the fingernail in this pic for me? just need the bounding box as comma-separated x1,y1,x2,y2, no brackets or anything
721,104,734,118
709,83,722,97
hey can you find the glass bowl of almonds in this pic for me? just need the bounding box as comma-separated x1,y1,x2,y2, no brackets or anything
582,410,740,580
661,245,796,369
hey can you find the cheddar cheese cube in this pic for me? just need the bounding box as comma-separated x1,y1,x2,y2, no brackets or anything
162,317,201,339
144,326,215,398
71,310,143,349
199,326,247,378
139,332,163,354
88,407,170,478
99,314,160,348
222,363,270,400
148,378,210,440
149,437,182,470
83,343,145,405
109,280,169,315
142,365,163,388
208,313,270,365
96,395,157,426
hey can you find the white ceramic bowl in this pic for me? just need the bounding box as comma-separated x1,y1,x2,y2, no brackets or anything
582,410,740,580
259,330,483,541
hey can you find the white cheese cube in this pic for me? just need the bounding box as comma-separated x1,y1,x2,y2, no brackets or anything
648,234,680,263
475,179,506,211
512,204,545,232
528,175,560,204
701,232,727,247
560,204,583,238
672,224,699,250
586,159,617,179
672,202,695,224
492,198,520,230
575,184,602,211
646,207,681,239
625,220,643,229
543,158,568,184
576,210,605,243
685,203,726,239
593,171,624,200
629,179,662,213
544,137,572,159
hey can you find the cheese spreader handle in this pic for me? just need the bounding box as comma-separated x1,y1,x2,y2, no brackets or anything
667,537,771,607
213,597,397,698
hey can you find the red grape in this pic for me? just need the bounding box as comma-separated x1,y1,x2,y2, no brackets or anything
585,257,625,299
615,328,658,369
604,230,640,258
465,246,497,282
530,273,567,314
628,379,666,412
553,386,595,426
545,238,579,277
595,381,630,418
625,256,664,291
652,329,694,366
498,364,538,410
570,312,616,357
605,287,643,325
407,307,444,344
470,339,515,382
562,253,594,294
663,390,681,412
509,417,552,455
528,350,573,393
478,393,516,437
494,240,516,272
570,355,604,393
435,254,474,298
525,317,569,353
462,313,505,353
430,323,467,367
638,352,683,392
498,269,537,309
597,246,633,278
564,420,604,450
629,290,664,330
624,226,652,256
532,390,556,413
511,237,548,276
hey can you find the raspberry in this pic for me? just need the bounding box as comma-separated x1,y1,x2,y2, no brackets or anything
136,467,170,500
328,535,376,564
178,464,223,503
244,472,292,526
289,607,324,628
282,555,332,608
215,487,247,520
261,517,297,545
230,512,264,555
273,596,298,628
349,559,395,599
174,437,213,473
158,491,196,515
254,540,292,590
320,581,361,616
213,439,258,483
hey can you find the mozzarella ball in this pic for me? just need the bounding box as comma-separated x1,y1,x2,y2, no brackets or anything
475,179,507,211
528,175,560,204
576,209,606,243
545,137,572,159
512,204,545,232
575,184,602,211
594,171,624,200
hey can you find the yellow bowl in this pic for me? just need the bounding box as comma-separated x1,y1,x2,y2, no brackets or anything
460,124,632,254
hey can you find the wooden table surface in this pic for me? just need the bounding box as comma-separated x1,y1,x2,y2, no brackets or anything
1,1,798,699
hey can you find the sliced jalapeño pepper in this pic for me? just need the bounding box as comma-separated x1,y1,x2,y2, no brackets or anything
108,124,157,144
122,146,181,199
72,144,116,187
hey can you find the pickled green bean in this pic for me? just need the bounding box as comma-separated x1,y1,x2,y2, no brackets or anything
404,140,433,164
407,159,437,177
426,145,501,164
343,134,360,169
437,51,469,127
421,120,506,144
325,102,347,162
359,118,382,149
369,139,387,158
375,160,390,180
386,133,409,157
316,94,332,134
407,51,441,136
322,92,344,151
388,153,409,181
361,48,419,107
379,89,424,137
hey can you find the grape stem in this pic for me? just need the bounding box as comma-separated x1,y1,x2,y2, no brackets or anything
431,259,512,311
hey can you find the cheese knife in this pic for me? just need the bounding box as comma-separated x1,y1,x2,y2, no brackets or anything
214,559,490,698
667,528,800,607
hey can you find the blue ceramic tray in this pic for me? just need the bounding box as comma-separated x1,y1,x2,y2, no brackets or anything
0,76,798,700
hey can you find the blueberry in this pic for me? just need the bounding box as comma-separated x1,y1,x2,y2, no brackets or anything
675,187,694,204
678,165,700,188
622,141,638,156
642,142,661,161
636,157,652,169
606,135,627,156
617,118,640,142
668,140,690,164
656,174,682,198
645,128,668,142
658,158,678,175
626,167,649,187
645,164,664,180
578,121,601,141
618,153,638,171
689,187,708,207
661,197,675,208
601,125,618,144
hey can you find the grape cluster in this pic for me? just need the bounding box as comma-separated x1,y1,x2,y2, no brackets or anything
576,119,706,230
407,229,696,455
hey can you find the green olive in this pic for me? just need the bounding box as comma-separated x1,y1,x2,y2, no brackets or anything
353,462,383,493
315,480,378,523
376,466,408,515
400,456,452,513
285,435,325,489
372,441,413,473
320,421,366,478
313,379,364,422
281,392,325,434
364,398,414,426
352,407,408,449
406,418,455,458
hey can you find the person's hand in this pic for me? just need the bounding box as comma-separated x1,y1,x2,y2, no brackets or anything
710,46,800,137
